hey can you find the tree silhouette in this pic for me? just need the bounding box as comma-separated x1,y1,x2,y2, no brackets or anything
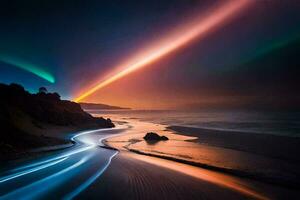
38,87,48,94
51,92,61,100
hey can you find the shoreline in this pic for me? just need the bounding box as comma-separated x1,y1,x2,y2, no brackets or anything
104,138,299,189
125,146,298,189
0,125,113,162
167,125,300,162
104,120,300,189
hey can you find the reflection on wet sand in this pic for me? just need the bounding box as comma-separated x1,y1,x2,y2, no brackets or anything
88,112,300,200
127,153,269,200
101,117,271,199
105,117,298,186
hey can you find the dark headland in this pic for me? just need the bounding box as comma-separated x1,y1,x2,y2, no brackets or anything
0,83,114,160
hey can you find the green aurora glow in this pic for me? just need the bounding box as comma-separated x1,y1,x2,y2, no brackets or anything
0,55,55,83
242,33,300,65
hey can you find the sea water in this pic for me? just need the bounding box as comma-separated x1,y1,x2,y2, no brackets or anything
88,109,300,137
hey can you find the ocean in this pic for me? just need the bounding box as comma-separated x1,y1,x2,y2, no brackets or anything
88,109,300,137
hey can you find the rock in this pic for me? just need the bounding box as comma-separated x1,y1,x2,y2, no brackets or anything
160,136,169,141
143,132,169,141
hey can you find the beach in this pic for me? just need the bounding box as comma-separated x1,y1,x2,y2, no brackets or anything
1,109,300,199
94,109,300,198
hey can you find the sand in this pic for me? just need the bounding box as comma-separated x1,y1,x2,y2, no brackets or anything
105,119,300,188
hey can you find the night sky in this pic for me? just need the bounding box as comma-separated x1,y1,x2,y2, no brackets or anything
0,0,299,109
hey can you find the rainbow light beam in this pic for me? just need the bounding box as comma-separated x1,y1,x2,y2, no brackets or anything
0,55,55,83
74,0,251,102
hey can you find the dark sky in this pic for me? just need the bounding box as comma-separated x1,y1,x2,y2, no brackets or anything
0,0,299,109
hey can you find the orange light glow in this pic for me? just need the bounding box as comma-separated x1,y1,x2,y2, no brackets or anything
130,153,269,200
74,0,252,102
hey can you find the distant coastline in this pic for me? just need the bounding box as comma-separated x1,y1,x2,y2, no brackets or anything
79,102,130,110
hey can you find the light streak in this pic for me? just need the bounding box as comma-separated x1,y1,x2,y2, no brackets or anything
63,151,118,200
0,157,68,183
74,0,252,102
0,156,90,200
0,127,122,199
0,128,107,184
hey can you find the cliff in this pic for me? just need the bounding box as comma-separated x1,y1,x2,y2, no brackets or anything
0,83,114,159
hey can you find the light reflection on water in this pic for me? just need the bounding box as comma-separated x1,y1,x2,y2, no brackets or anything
91,109,300,137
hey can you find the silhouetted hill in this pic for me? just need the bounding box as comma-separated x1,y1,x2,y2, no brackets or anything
0,83,114,159
80,102,130,110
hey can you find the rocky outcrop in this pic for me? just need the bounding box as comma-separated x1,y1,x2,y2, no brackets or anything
143,132,169,141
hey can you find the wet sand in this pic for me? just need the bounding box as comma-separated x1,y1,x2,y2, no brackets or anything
77,151,299,200
2,116,299,199
168,125,300,162
104,117,300,192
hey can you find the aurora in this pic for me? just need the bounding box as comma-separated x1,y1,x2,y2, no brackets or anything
0,55,55,83
241,33,300,65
